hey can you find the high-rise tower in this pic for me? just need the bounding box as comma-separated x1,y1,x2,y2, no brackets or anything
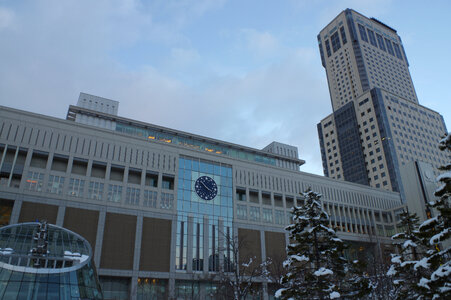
317,9,447,204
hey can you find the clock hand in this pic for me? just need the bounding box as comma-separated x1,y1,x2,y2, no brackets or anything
200,181,212,192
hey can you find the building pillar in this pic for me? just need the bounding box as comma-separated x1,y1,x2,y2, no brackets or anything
55,206,65,226
260,230,269,300
94,209,106,268
168,216,178,299
131,214,143,300
203,215,209,274
218,218,224,271
9,198,22,225
187,215,194,272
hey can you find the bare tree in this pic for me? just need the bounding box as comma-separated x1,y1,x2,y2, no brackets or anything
213,230,272,300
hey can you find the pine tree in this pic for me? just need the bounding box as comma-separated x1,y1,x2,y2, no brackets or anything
276,189,370,300
416,133,451,299
387,210,430,299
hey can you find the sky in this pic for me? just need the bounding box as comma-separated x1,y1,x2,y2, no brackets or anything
0,0,450,176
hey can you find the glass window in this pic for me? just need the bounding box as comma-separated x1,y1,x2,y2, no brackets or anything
325,39,331,57
249,206,260,222
68,178,85,197
358,24,368,42
367,29,377,47
47,175,65,194
275,210,285,225
107,184,122,202
376,33,386,51
24,171,44,191
160,192,174,209
237,204,247,220
143,190,157,207
162,176,174,190
340,26,347,44
393,43,403,60
262,208,273,223
331,32,341,53
89,181,104,200
385,38,395,55
125,187,140,205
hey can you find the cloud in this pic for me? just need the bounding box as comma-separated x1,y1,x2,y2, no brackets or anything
240,29,280,57
0,0,330,176
0,7,14,30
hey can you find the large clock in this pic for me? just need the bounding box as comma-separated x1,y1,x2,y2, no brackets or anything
195,176,218,200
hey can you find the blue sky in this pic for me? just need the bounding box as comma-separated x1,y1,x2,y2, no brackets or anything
0,0,450,175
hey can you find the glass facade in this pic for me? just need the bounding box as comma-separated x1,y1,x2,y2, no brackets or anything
176,157,233,272
0,223,102,299
116,123,277,167
334,102,369,185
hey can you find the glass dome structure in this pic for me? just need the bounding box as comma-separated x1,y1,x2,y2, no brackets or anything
0,222,103,299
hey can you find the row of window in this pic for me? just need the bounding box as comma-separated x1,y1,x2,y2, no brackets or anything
357,23,403,60
24,171,174,209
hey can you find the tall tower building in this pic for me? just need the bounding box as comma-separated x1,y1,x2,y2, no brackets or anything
317,9,447,203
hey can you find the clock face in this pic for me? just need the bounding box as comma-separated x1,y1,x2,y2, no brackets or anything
195,176,218,200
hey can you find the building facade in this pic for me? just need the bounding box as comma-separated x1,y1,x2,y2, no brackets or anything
316,9,447,202
1,94,405,299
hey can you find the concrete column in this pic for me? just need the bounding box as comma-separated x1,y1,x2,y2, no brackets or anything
94,210,106,268
9,199,22,225
131,214,143,300
168,216,178,299
7,147,19,186
55,206,65,227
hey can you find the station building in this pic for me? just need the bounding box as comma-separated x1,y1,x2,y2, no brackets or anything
0,93,404,299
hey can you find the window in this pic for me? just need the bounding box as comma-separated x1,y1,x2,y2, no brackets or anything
358,24,368,42
325,40,332,57
376,34,386,51
236,188,246,201
385,38,394,55
340,26,347,44
47,175,65,194
89,181,104,200
331,32,341,53
143,190,157,207
71,158,88,176
91,162,106,179
367,29,377,47
107,184,122,202
393,43,403,60
237,204,247,220
160,192,174,209
51,155,68,172
162,176,174,190
126,187,140,205
145,172,158,187
25,171,44,192
262,208,273,223
275,210,285,225
249,206,260,221
68,178,85,197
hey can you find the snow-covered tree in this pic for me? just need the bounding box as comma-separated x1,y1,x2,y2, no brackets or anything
276,189,371,300
415,132,451,299
387,210,430,299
